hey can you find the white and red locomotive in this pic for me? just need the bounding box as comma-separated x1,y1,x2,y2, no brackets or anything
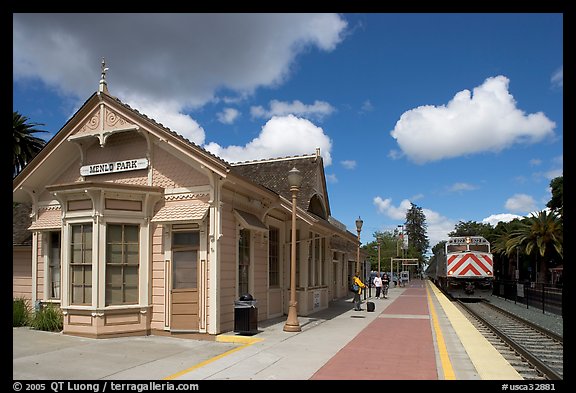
427,236,493,299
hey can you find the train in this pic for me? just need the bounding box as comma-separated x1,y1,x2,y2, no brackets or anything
426,236,493,299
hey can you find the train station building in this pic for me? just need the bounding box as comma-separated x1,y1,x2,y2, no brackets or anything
12,74,361,338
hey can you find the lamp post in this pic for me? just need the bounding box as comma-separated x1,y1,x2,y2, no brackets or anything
377,238,382,276
355,217,363,274
515,246,520,304
284,167,302,332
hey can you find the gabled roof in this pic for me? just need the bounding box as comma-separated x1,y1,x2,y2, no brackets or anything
13,90,231,203
230,152,331,218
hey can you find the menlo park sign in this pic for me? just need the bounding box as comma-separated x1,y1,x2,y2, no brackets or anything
81,158,149,176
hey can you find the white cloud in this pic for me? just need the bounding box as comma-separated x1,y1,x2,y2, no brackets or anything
341,160,356,169
390,75,556,164
217,108,240,125
447,182,478,192
505,194,537,214
373,197,412,220
482,213,523,227
423,208,455,248
13,13,347,143
250,99,335,121
204,114,333,165
124,97,206,144
551,66,563,88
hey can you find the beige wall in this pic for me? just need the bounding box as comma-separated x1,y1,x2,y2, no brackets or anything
150,223,166,331
13,247,32,300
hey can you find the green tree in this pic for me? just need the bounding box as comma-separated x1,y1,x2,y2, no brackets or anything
364,230,400,272
404,202,429,259
401,202,429,277
13,111,48,177
546,176,563,220
507,210,563,282
448,220,493,238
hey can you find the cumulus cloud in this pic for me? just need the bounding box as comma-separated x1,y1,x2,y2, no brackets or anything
482,213,523,227
505,193,537,214
250,99,335,121
423,209,455,248
217,108,240,125
373,197,412,220
13,13,347,144
373,196,455,248
204,114,333,165
124,97,206,144
390,75,556,164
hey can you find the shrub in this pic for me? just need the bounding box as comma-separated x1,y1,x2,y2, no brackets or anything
13,298,30,327
29,303,63,332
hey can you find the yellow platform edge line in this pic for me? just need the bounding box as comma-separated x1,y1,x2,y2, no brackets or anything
426,282,456,380
428,281,523,380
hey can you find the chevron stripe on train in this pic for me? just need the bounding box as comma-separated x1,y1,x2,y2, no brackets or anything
447,253,493,276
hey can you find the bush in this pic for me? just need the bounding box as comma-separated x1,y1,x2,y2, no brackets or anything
13,298,30,327
29,303,63,332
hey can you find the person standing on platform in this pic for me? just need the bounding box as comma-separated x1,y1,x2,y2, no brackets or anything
382,273,390,298
352,271,366,311
373,273,383,299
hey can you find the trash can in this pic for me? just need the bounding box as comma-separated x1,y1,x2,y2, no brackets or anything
234,294,258,335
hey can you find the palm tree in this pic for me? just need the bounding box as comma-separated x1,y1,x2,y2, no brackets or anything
507,210,563,283
13,111,48,177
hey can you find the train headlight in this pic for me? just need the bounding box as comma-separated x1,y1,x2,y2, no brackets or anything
448,270,453,276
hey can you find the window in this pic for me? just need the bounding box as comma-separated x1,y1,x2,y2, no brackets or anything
308,232,323,287
268,227,280,287
106,224,139,305
70,224,92,305
238,229,251,296
172,230,200,289
48,232,61,299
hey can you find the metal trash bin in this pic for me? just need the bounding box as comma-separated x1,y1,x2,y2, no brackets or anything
234,294,258,335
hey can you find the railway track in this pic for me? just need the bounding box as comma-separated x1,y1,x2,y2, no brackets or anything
456,299,563,380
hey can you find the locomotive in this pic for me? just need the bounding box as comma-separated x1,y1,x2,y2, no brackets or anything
427,236,493,299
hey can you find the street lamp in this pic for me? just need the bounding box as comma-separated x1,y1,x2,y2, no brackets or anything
284,167,302,332
377,237,382,276
355,216,363,274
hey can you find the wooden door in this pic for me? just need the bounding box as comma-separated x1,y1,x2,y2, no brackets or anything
170,231,199,331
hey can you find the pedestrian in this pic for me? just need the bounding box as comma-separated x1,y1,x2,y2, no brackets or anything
352,271,366,311
382,273,390,298
373,273,383,299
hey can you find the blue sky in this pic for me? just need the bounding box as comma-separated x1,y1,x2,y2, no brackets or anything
13,13,563,249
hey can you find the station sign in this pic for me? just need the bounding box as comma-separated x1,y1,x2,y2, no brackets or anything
81,158,149,176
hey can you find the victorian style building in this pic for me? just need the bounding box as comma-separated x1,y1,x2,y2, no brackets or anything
13,69,361,338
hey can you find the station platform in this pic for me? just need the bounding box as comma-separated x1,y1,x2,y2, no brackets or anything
309,279,523,380
14,279,540,381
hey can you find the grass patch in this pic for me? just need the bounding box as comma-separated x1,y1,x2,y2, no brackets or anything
29,303,63,332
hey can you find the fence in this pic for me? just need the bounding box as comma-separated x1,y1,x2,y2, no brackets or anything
492,280,563,316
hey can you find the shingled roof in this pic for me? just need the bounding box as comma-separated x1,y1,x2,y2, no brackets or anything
230,152,331,218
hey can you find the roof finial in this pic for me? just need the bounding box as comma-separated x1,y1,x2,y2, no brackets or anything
99,57,109,93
